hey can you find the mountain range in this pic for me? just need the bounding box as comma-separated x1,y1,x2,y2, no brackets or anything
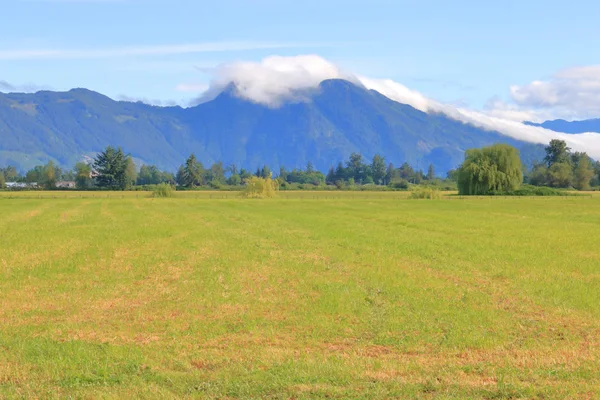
525,119,600,134
0,79,556,173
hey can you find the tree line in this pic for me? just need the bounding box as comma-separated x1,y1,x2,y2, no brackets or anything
456,140,600,195
2,141,598,192
0,147,444,190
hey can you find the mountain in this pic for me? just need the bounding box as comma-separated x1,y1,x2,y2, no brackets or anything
525,118,600,134
0,79,544,173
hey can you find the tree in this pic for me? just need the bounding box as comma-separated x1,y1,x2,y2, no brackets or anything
125,157,137,189
306,161,314,174
346,153,365,183
326,167,336,185
209,161,226,184
398,162,415,181
527,163,549,187
260,165,272,179
385,163,399,185
0,172,5,189
181,154,203,187
547,163,573,188
446,169,459,182
457,144,523,195
74,162,93,189
2,166,18,181
371,154,386,185
544,139,571,167
227,174,242,186
41,161,57,189
94,146,128,190
427,164,435,180
572,152,594,191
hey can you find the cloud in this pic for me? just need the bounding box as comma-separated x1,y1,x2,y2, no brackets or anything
0,41,325,60
117,95,178,107
194,55,600,159
0,80,49,93
196,55,356,106
508,65,600,120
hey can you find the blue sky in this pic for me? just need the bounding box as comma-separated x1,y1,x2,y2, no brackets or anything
2,0,600,119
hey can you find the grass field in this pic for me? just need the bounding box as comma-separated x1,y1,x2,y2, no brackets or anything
1,193,599,398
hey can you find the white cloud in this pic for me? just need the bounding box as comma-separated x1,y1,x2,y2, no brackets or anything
0,41,322,60
508,65,600,120
195,55,600,159
197,55,356,106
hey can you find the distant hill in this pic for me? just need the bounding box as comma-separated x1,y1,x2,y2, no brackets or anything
525,118,600,134
0,79,545,173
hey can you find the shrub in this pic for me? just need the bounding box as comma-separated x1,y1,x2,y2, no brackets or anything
410,188,442,199
390,179,410,190
240,175,278,198
504,185,567,196
152,183,175,198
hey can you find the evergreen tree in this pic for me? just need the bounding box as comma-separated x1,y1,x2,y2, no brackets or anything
0,172,5,189
326,166,336,185
427,164,435,180
182,154,204,187
260,165,271,179
334,162,346,182
306,161,314,174
94,146,128,190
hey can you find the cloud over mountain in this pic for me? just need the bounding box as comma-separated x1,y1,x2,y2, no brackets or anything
195,55,600,159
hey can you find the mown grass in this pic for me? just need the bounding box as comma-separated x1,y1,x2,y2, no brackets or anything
0,194,599,398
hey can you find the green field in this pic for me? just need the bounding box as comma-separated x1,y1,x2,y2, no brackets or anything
1,193,599,398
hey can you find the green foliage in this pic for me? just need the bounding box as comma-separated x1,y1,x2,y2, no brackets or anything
0,172,5,189
572,153,595,191
409,187,441,199
151,183,175,198
74,162,93,189
371,154,386,184
506,185,568,196
548,162,573,188
544,139,571,167
137,164,174,185
180,154,204,187
241,175,278,198
390,179,410,189
125,157,137,189
457,144,523,195
93,146,129,190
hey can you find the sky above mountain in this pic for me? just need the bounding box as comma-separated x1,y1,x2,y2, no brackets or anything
2,0,600,124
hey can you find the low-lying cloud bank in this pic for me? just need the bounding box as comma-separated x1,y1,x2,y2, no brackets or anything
195,55,600,159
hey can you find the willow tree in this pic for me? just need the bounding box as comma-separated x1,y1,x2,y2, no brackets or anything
457,144,523,195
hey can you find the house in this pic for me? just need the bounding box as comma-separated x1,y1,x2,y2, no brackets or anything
56,181,76,189
6,182,38,189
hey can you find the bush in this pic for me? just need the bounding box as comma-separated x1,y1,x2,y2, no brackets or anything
240,175,278,198
152,183,175,198
410,187,442,199
389,179,409,190
504,185,568,196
